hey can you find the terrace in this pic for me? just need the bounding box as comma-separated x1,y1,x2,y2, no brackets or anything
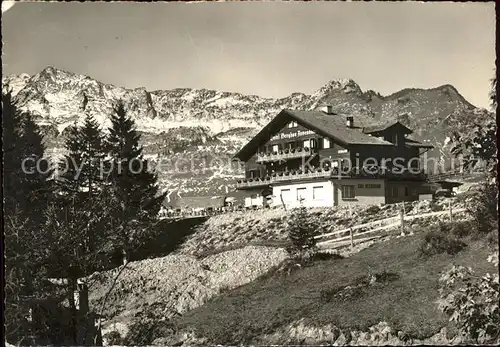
236,166,427,188
255,147,315,163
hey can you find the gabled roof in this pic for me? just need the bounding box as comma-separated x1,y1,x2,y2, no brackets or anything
234,109,394,161
405,137,434,149
362,121,413,135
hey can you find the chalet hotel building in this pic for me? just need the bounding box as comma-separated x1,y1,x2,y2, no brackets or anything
234,106,434,208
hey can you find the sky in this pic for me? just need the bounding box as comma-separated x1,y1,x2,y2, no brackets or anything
2,1,495,108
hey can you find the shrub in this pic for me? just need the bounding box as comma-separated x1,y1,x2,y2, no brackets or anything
364,205,381,215
437,255,500,344
122,315,175,346
103,331,123,346
419,225,466,256
448,220,474,239
311,251,344,262
486,230,499,248
466,179,498,235
430,201,444,212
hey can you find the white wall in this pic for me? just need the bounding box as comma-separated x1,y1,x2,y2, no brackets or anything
334,178,386,206
270,178,387,209
245,195,266,207
272,180,335,208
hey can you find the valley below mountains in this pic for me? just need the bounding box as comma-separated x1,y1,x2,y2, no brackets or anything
3,67,494,196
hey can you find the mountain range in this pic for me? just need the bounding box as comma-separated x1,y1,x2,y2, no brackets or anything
2,66,494,196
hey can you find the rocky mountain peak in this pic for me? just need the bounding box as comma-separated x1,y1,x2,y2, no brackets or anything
1,66,493,195
313,78,363,98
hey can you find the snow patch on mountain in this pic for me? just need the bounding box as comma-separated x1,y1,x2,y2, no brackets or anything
2,66,493,196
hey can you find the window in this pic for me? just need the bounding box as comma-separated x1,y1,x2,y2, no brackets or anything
286,141,295,149
280,189,292,202
323,138,331,149
272,144,279,153
410,159,420,169
341,185,355,199
288,121,298,128
404,186,409,196
391,186,399,197
249,170,259,178
301,138,317,149
297,187,307,202
310,139,318,149
392,134,398,146
313,186,324,200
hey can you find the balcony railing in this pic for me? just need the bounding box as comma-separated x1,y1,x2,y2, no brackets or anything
237,168,335,188
256,147,315,163
236,166,428,188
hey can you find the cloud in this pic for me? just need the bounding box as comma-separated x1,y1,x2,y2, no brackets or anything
2,1,16,13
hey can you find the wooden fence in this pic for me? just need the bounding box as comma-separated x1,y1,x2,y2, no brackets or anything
315,201,467,250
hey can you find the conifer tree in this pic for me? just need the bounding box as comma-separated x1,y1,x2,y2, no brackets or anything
287,205,319,257
45,113,112,344
55,113,110,277
58,114,106,198
106,102,166,262
2,92,53,344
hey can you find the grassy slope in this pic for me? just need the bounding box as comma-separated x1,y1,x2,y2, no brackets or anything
174,232,495,344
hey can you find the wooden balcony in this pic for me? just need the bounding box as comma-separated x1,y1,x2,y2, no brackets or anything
256,147,315,163
236,168,334,188
236,166,428,189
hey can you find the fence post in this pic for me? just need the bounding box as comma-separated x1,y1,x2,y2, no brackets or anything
449,199,453,222
350,227,354,249
400,208,405,236
280,193,287,211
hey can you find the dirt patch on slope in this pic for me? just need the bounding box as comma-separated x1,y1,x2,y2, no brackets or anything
86,246,288,342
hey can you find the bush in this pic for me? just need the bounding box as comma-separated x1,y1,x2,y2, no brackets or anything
364,205,381,215
437,255,500,344
419,225,466,256
122,316,175,346
103,331,123,346
486,231,499,248
430,201,444,212
447,220,474,239
310,251,344,262
466,180,498,235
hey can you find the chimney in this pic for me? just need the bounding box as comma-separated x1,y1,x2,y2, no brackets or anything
346,116,354,128
321,105,334,114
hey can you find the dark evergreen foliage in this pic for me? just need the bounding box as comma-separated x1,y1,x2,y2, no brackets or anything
58,114,106,199
287,205,319,256
105,102,166,261
2,92,54,345
3,95,167,345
